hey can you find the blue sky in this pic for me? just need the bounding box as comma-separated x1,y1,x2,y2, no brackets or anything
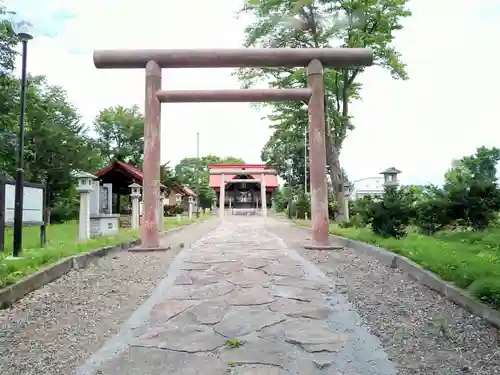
6,0,500,186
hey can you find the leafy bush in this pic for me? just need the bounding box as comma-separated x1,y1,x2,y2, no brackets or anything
445,179,500,230
328,197,339,219
293,189,310,219
349,196,374,227
49,196,79,223
338,214,366,228
468,277,500,309
365,186,414,238
413,187,452,235
412,147,500,233
164,204,184,216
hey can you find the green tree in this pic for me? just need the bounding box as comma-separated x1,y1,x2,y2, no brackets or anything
93,105,144,166
0,6,20,173
174,155,245,209
237,0,411,220
0,74,102,222
160,161,181,194
365,185,414,238
0,4,17,74
442,147,500,230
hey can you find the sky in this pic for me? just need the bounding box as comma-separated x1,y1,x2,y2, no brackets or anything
5,0,500,186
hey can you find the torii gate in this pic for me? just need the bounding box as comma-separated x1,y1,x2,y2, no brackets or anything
93,48,373,250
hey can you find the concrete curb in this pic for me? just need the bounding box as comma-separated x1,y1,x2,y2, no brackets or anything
286,220,500,329
0,222,199,309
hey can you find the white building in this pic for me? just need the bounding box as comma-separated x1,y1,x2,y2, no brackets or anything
350,177,385,200
349,167,401,200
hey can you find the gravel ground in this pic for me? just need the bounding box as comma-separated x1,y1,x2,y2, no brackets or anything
266,218,500,375
0,218,219,375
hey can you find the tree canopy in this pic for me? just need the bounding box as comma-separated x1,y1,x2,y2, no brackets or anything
0,8,240,222
173,156,245,209
238,0,411,219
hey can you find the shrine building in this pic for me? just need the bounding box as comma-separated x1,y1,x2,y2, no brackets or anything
208,164,278,214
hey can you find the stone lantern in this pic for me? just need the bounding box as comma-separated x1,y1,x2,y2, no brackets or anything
380,167,401,188
188,196,194,218
158,190,165,231
75,171,95,194
74,171,96,241
343,181,353,221
129,182,141,229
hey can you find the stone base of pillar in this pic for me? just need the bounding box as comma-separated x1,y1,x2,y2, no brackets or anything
303,242,344,250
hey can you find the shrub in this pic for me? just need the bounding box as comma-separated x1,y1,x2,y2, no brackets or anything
294,189,310,219
349,196,374,227
328,197,339,219
339,214,366,228
49,196,79,223
366,186,414,238
164,204,184,216
468,277,500,309
443,146,500,230
413,188,452,235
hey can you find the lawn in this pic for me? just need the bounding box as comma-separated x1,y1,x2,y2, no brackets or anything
0,215,206,289
294,219,500,309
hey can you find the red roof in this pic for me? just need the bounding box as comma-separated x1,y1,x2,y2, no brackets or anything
176,184,197,197
208,164,278,191
95,160,197,197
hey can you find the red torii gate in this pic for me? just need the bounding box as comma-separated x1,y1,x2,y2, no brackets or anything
93,48,373,250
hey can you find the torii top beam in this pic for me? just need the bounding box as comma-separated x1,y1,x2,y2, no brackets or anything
93,48,373,69
209,169,277,175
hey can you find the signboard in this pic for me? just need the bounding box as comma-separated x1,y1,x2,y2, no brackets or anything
0,178,47,251
4,183,44,225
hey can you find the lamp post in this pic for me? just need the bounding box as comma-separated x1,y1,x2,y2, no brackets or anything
11,19,34,257
195,132,200,218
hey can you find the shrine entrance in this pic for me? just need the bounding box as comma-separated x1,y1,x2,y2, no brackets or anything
93,48,373,250
228,176,260,210
208,164,277,216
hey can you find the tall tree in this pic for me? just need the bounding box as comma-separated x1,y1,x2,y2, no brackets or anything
93,105,144,166
0,74,102,222
237,0,410,219
174,155,245,209
0,4,17,75
0,4,19,173
160,161,181,195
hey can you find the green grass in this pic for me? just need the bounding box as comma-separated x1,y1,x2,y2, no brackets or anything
294,219,500,309
0,215,205,289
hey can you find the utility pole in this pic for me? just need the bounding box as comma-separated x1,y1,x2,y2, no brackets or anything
304,125,308,220
304,125,308,193
195,132,200,218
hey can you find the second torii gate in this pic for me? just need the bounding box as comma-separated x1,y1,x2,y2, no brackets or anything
93,48,373,250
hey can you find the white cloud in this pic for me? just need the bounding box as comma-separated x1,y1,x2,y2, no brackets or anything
10,0,500,185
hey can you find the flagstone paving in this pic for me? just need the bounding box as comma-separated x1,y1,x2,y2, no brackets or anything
75,217,396,375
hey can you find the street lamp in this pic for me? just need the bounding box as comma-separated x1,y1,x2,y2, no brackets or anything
195,132,200,218
11,18,34,257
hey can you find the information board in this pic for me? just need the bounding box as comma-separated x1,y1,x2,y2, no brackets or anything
4,183,44,225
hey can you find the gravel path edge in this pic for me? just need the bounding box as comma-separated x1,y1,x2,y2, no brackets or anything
0,221,202,309
283,219,500,329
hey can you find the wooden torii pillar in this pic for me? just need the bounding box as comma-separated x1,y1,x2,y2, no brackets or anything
93,48,373,250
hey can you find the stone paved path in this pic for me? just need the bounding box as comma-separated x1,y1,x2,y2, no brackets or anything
75,217,396,375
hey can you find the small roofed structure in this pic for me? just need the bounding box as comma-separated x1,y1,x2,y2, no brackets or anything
380,167,401,187
94,160,196,215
